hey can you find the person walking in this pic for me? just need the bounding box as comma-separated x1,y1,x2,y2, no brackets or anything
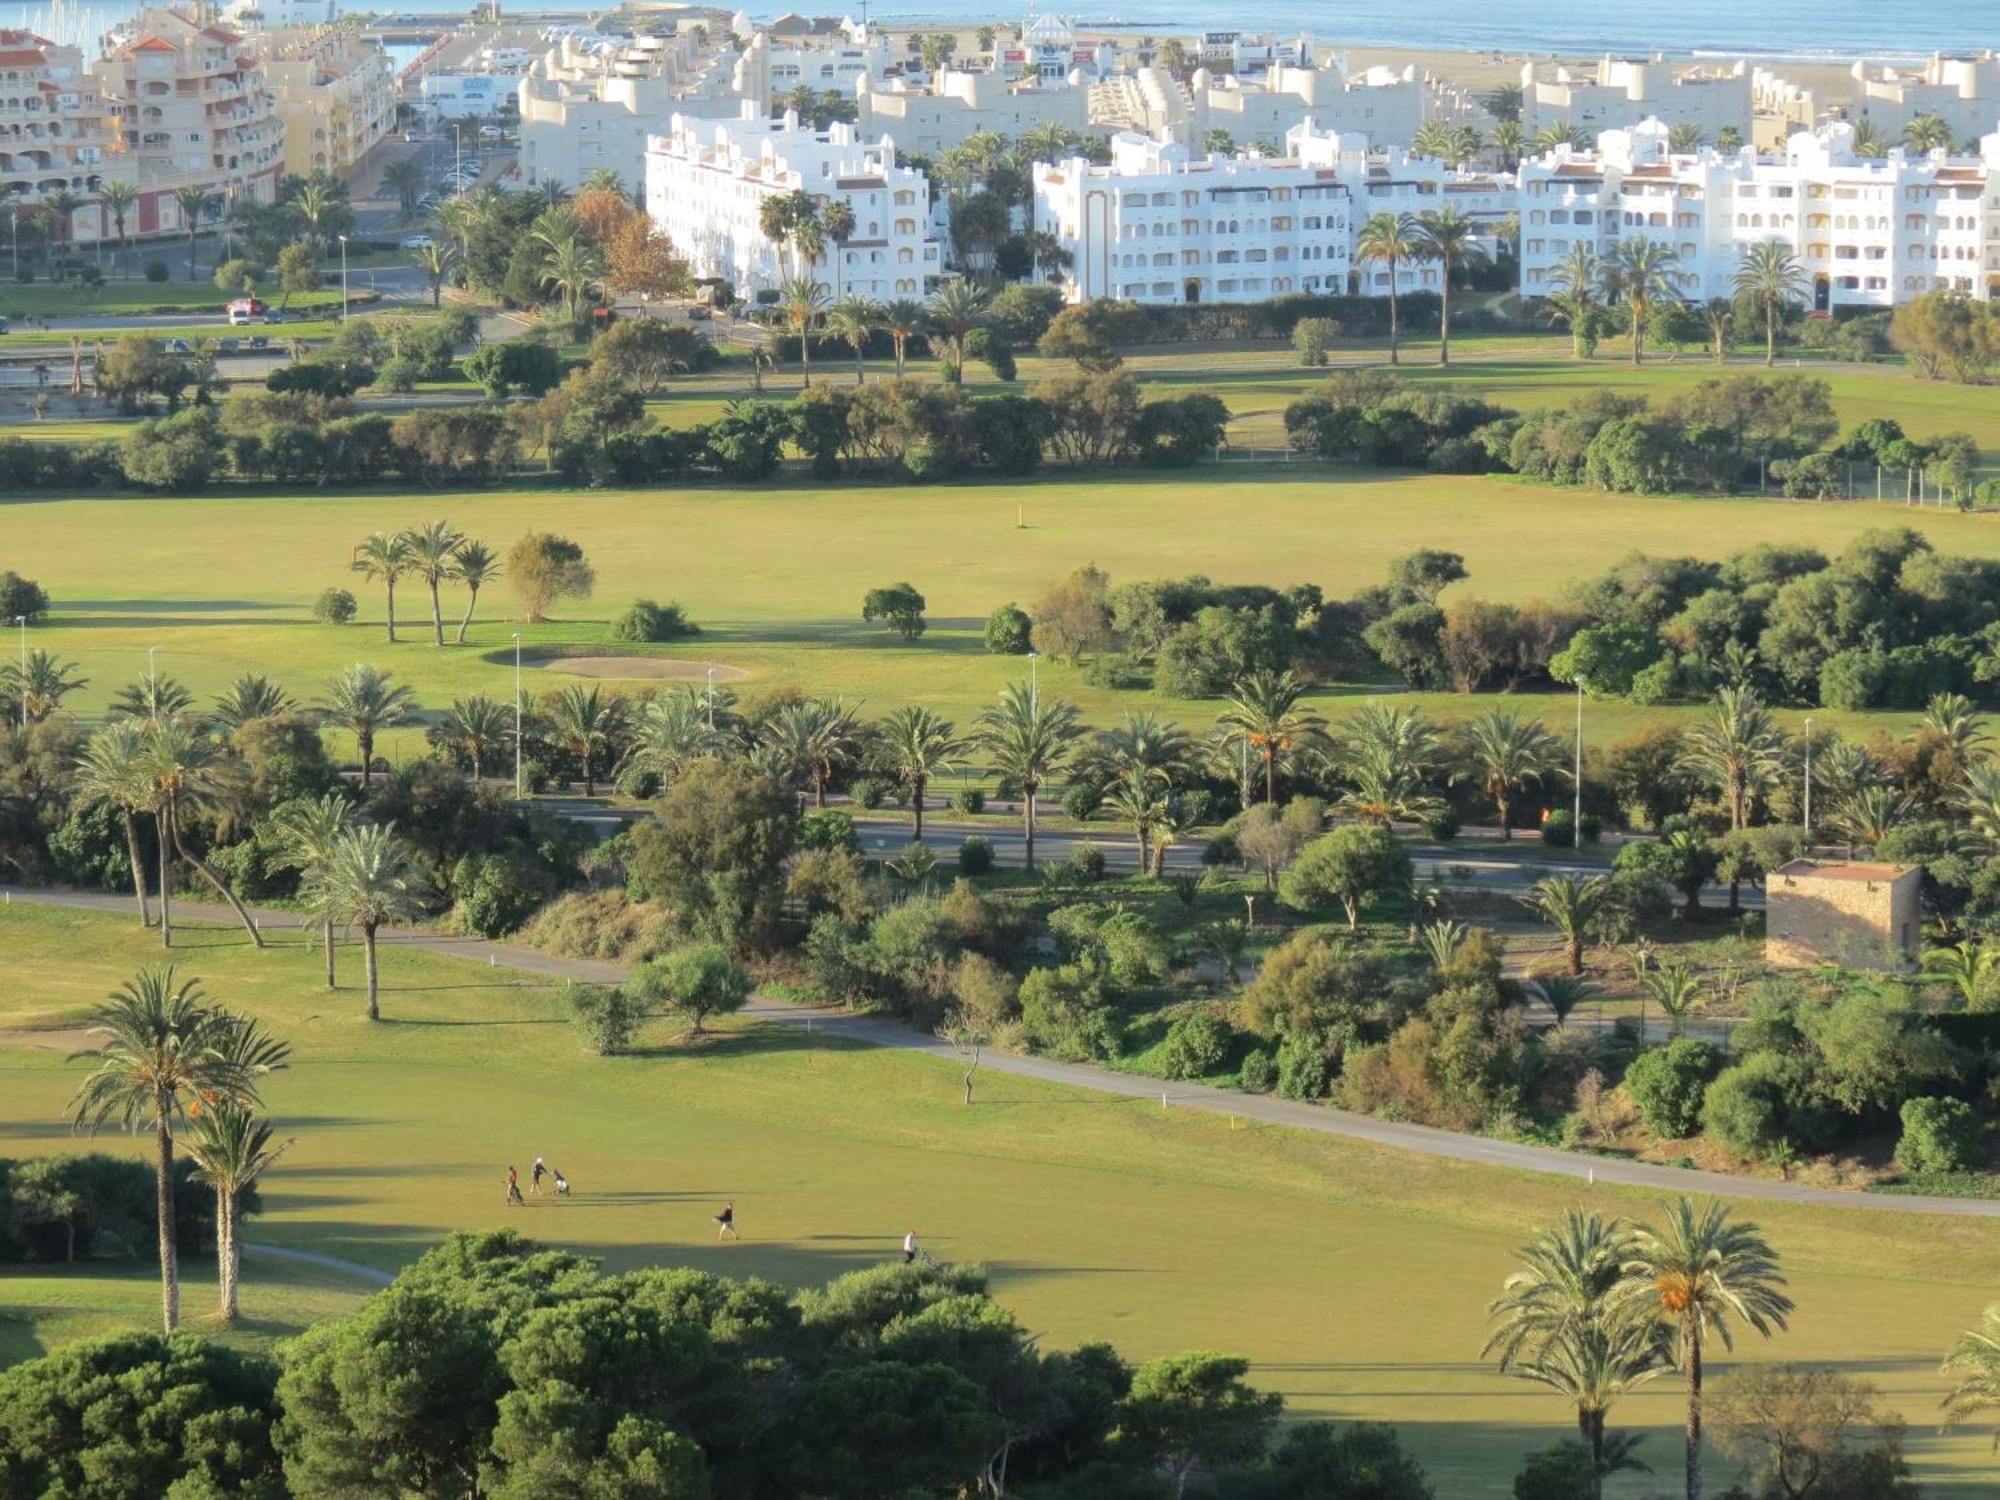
531,1157,548,1195
903,1228,919,1265
715,1202,737,1240
553,1168,570,1196
506,1166,525,1206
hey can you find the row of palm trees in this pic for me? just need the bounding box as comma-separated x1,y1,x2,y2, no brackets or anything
771,274,994,388
349,520,500,646
1350,207,1487,366
1544,235,1810,365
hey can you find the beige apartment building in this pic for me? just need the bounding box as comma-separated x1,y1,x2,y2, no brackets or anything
252,25,396,179
0,28,115,243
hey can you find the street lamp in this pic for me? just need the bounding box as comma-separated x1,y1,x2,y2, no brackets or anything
1027,647,1038,710
1802,715,1814,848
1572,675,1586,843
337,234,350,321
512,632,523,799
706,665,716,730
13,616,25,730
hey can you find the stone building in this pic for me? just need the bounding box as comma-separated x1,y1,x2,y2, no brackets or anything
1765,860,1921,971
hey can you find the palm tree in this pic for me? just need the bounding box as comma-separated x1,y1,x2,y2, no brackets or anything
449,539,499,645
351,530,414,644
0,648,87,722
1217,670,1325,805
1604,237,1683,365
1095,710,1193,794
1332,703,1443,827
313,824,422,1022
1528,873,1610,976
37,186,76,260
1679,687,1787,830
582,166,627,197
381,156,429,220
412,240,457,309
1105,773,1170,874
1489,120,1527,170
757,188,822,278
1942,1303,2000,1441
1959,763,2000,852
1484,1210,1669,1498
1700,298,1733,362
99,180,137,251
539,229,607,326
1904,112,1953,153
1849,118,1889,158
1546,243,1601,358
208,673,294,734
879,706,969,840
1615,1198,1793,1500
1715,125,1745,152
435,696,513,781
1920,692,1991,790
1732,241,1808,366
1666,122,1707,153
172,185,214,280
925,278,990,380
820,199,856,298
111,670,196,726
622,688,731,785
978,682,1084,871
548,683,624,795
881,297,926,376
318,664,417,789
67,968,287,1331
761,697,862,807
824,293,879,385
401,519,466,648
1532,122,1591,152
1457,710,1564,839
1830,783,1914,854
1410,207,1482,366
267,792,353,989
1354,212,1417,365
183,1105,293,1322
142,718,267,949
779,272,831,387
1924,940,2000,1012
289,177,339,254
1528,975,1596,1030
1643,961,1706,1039
74,722,158,930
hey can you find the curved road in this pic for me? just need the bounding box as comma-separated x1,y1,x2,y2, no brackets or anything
0,884,1962,1219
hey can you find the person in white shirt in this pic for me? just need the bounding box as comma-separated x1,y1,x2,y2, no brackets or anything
903,1229,919,1264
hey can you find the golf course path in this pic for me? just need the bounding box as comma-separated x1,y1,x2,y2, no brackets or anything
8,884,1994,1221
242,1243,396,1286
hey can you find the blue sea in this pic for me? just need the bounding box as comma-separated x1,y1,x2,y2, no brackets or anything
2,0,1993,59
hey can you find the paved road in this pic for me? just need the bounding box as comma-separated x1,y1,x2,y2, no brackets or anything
1,884,1968,1218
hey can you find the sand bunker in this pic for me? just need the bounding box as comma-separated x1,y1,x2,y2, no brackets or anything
540,657,748,682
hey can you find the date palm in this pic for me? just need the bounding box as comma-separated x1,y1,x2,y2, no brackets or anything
824,293,879,384
312,823,422,1021
622,687,731,785
1105,773,1170,874
548,682,625,795
0,648,86,723
266,792,353,988
412,240,457,309
318,663,417,789
1923,940,2000,1012
1942,1303,2000,1441
1678,687,1786,830
109,670,195,726
1546,243,1601,358
401,519,466,647
1731,241,1808,366
761,697,862,807
1829,783,1914,854
449,538,499,644
434,695,513,781
779,272,831,387
924,277,990,378
381,155,429,220
1614,1198,1792,1500
1489,120,1527,170
289,177,338,254
1457,708,1564,839
1217,669,1324,805
757,187,821,278
1848,118,1889,158
1528,872,1610,976
1484,1210,1669,1499
1331,702,1444,827
881,297,926,376
978,681,1084,871
1959,763,2000,852
351,530,414,643
1528,974,1596,1030
1354,212,1416,364
879,705,969,841
539,230,607,326
67,968,287,1332
208,673,294,734
820,199,856,298
1533,122,1591,152
1904,112,1953,153
142,717,266,949
184,1105,293,1322
1920,692,1991,790
74,722,159,931
100,180,137,249
1604,237,1683,365
172,185,213,279
1642,961,1706,1039
1094,710,1193,794
1410,207,1482,366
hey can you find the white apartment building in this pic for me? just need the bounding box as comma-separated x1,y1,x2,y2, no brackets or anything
1002,14,1121,85
727,29,899,111
0,26,113,242
251,24,395,178
1194,30,1313,76
1522,57,1753,144
419,68,520,121
1517,118,2000,311
518,32,708,192
91,9,285,239
1096,61,1431,150
644,104,941,298
856,67,1092,158
1032,122,1513,306
1847,54,2000,148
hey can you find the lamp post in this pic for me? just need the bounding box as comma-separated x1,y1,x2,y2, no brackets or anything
13,615,25,730
1802,715,1813,848
337,234,350,322
1027,647,1038,710
706,665,715,730
1572,675,1585,842
512,632,523,799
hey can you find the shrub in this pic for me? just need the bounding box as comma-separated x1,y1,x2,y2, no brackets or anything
450,850,554,938
521,889,675,962
1065,843,1105,883
957,836,994,876
312,587,357,625
799,808,861,853
1277,1033,1332,1101
375,355,420,394
1292,316,1340,366
566,981,645,1054
984,602,1032,654
1896,1095,1986,1175
1239,1048,1277,1093
607,598,699,643
0,571,52,622
950,787,985,815
849,777,886,811
1018,962,1121,1061
1701,1050,1824,1160
1623,1038,1725,1139
1539,810,1601,847
142,259,170,282
861,581,926,639
1060,783,1101,822
1161,1013,1233,1080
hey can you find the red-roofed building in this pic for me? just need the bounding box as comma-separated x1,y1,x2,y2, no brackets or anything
0,29,114,242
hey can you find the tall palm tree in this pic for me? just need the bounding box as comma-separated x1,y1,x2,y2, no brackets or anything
1904,112,1953,153
1217,670,1325,805
757,188,822,278
142,717,266,949
548,683,624,795
622,688,731,785
74,722,158,930
1546,243,1602,358
1458,709,1564,840
351,530,414,644
99,180,137,251
412,240,457,309
434,695,513,781
1942,1303,2000,1441
881,297,926,376
1095,710,1193,794
1354,212,1417,365
318,664,417,789
1731,241,1808,367
312,824,422,1022
1489,120,1527,171
1484,1210,1669,1499
779,272,831,387
820,199,856,298
978,682,1084,872
111,669,196,726
1332,703,1444,827
1666,122,1707,153
924,278,990,380
40,187,79,259
1528,873,1610,976
539,230,607,326
266,792,353,989
582,166,627,197
1533,122,1592,152
761,697,862,807
1410,207,1481,367
1920,692,1991,790
401,519,467,648
1105,773,1170,874
1830,783,1914,854
1614,1198,1793,1500
0,648,87,722
879,706,969,841
1848,118,1890,158
289,178,339,254
208,673,294,734
172,185,213,280
824,293,880,385
183,1104,293,1323
381,156,429,220
67,969,287,1332
1959,763,2000,853
1678,687,1787,830
1604,237,1683,366
449,539,499,645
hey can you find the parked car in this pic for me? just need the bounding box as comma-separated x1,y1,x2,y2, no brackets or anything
217,337,240,353
225,296,267,325
168,338,192,354
685,305,711,321
400,233,433,250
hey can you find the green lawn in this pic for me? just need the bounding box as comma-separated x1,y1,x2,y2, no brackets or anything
0,283,348,319
1,905,1997,1492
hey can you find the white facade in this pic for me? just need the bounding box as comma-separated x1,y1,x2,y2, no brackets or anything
856,67,1092,157
1001,14,1120,85
1095,61,1431,151
1193,29,1313,76
1032,123,1512,306
420,68,521,120
727,30,898,111
644,104,941,298
1517,117,2000,311
1522,57,1752,144
1848,54,2000,148
519,32,707,192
